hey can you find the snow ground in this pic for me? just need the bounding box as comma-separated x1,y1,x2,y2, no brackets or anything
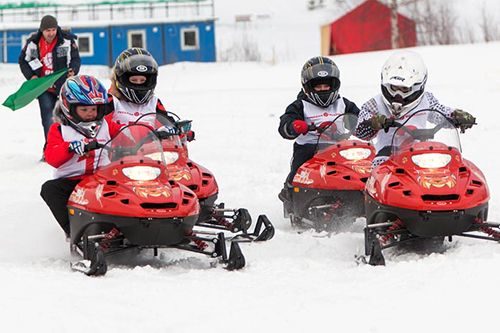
1,40,500,332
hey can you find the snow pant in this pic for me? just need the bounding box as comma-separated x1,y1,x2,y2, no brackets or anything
286,143,317,184
37,91,58,142
40,178,81,236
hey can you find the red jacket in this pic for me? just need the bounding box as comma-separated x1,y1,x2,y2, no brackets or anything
44,119,123,172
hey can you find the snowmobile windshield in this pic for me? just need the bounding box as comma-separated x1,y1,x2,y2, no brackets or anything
135,112,184,150
95,121,168,174
390,109,461,157
314,113,359,152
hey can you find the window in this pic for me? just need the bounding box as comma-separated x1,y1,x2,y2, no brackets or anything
75,33,94,57
127,30,146,49
180,27,199,51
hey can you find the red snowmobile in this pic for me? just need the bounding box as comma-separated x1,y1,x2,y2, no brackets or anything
68,120,270,276
140,112,274,239
284,113,375,230
363,109,498,265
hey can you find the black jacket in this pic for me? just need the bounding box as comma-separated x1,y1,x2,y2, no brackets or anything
18,27,81,94
278,91,360,140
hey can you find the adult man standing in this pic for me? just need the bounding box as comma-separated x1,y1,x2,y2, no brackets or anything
19,15,81,148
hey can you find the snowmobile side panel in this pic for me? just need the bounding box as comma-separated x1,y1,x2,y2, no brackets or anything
179,159,218,200
292,140,374,191
197,193,219,222
291,188,365,220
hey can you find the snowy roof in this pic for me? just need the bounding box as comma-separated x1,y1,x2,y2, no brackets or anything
0,0,213,26
0,0,206,10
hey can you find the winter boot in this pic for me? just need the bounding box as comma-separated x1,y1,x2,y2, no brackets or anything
278,184,292,203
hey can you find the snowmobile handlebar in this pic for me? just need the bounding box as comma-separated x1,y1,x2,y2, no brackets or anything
386,118,448,142
83,140,104,152
308,123,330,133
308,123,318,132
384,109,476,134
175,120,192,134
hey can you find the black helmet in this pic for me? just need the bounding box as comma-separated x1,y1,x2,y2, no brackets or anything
113,48,158,104
301,56,341,108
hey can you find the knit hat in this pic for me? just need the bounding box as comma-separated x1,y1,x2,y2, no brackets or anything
39,15,58,31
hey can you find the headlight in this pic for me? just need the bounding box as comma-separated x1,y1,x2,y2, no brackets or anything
411,153,451,169
163,151,179,164
122,166,161,181
145,151,179,164
339,148,372,161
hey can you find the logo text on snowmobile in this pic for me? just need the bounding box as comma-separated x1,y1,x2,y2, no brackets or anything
317,70,329,77
136,65,148,72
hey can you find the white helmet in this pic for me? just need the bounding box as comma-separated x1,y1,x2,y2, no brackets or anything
381,51,427,117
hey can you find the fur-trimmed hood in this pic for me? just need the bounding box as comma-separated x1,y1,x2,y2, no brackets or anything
52,101,68,125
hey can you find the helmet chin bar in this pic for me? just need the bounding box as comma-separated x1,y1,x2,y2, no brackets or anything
120,86,154,104
382,85,425,118
391,102,404,116
70,120,102,138
384,95,421,118
82,122,100,138
307,90,339,108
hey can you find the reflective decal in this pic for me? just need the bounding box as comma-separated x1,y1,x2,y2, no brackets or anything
69,187,89,205
417,169,457,189
95,183,104,207
320,164,327,183
293,170,313,185
133,184,172,198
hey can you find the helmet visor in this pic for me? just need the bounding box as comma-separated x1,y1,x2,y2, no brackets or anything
389,84,411,94
115,54,158,77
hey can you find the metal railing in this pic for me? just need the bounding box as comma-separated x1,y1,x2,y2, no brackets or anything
0,0,214,23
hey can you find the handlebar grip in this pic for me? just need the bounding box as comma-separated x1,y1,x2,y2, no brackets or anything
84,141,103,152
307,123,317,131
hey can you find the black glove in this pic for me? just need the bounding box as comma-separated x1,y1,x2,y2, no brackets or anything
175,120,192,133
154,125,179,140
451,109,475,132
186,130,195,142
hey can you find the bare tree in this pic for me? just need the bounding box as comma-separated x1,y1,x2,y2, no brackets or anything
434,2,457,44
406,0,458,45
479,1,500,42
383,0,423,48
457,22,478,44
308,0,360,12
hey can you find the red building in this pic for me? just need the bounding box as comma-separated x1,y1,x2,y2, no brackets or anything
321,0,417,55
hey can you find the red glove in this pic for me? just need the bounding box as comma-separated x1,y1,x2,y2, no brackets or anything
186,130,195,142
318,121,336,132
292,120,309,135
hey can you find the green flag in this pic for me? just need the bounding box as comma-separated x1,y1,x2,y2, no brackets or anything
2,68,68,111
